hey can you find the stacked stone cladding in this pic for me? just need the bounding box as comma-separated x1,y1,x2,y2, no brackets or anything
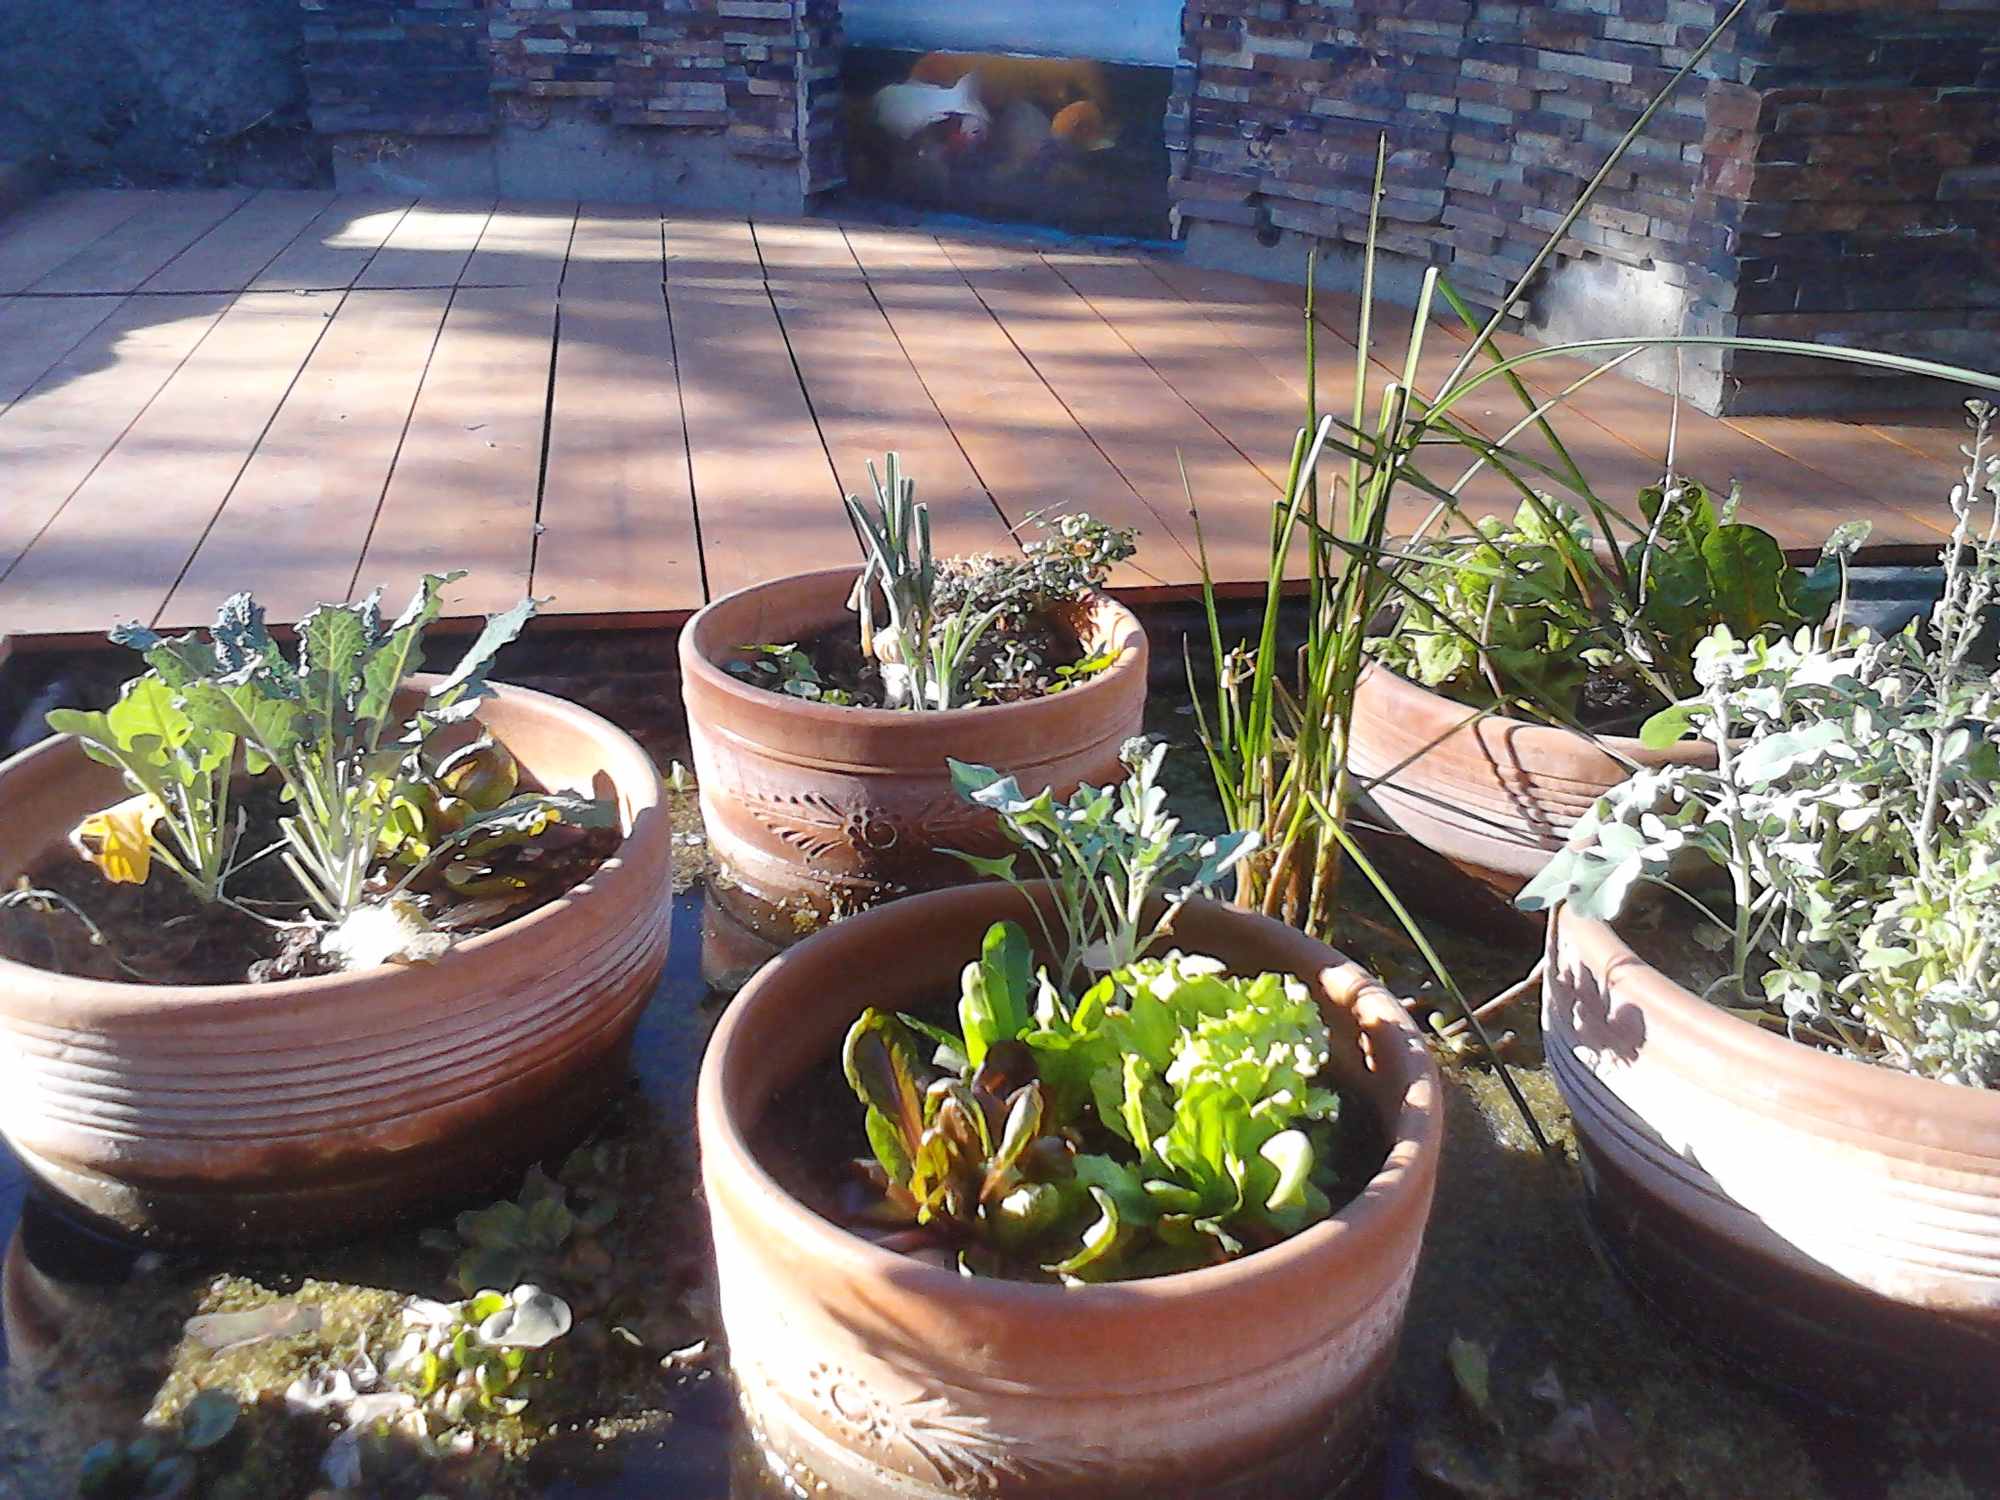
301,0,846,193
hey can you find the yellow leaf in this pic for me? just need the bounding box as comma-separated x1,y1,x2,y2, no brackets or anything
70,794,165,885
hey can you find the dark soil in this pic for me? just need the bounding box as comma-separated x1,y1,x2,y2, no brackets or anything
0,779,616,988
1575,667,1666,736
749,983,1389,1284
730,610,1091,709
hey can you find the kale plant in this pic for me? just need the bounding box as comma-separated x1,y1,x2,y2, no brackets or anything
946,737,1258,982
60,574,614,968
1522,403,2000,1087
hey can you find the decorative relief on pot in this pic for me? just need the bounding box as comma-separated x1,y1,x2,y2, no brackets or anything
737,787,1001,868
772,1356,1100,1493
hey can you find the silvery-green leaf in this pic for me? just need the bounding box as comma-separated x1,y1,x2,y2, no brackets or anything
476,1285,572,1349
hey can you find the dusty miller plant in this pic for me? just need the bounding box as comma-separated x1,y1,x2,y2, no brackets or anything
1522,403,2000,1088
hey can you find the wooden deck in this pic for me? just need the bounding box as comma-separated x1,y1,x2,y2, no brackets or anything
0,189,1977,646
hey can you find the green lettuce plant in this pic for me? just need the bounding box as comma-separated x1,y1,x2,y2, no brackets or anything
839,747,1343,1279
841,921,1345,1279
1521,403,2000,1087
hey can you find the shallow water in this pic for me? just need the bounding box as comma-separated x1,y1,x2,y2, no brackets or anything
1,629,1995,1499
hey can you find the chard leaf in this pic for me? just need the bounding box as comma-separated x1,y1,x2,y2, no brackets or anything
1259,1129,1330,1233
842,1010,929,1169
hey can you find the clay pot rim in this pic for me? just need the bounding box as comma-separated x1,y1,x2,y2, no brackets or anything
681,566,1146,731
699,883,1443,1310
1556,906,2000,1128
0,679,663,1014
1357,657,1716,764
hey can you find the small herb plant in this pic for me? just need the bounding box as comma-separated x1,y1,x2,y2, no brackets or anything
1522,403,2000,1088
733,452,1135,711
47,573,617,975
1369,482,1851,727
835,744,1347,1279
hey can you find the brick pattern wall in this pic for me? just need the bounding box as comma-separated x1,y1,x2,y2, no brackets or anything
303,0,496,136
1706,2,2000,387
303,0,845,193
1170,0,2000,394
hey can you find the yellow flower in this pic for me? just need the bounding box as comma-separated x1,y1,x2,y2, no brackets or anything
70,794,166,885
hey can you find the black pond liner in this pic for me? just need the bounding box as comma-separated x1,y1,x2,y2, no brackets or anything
1,592,1994,1499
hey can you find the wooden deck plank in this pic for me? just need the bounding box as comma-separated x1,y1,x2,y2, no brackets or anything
0,294,232,597
1461,329,1949,550
751,216,866,280
251,195,415,291
565,208,664,282
1857,411,1983,474
664,214,849,597
353,285,554,618
161,288,454,628
0,190,158,294
1724,412,1965,539
533,277,704,615
355,199,495,290
1042,251,1311,492
26,190,251,295
763,222,1010,559
937,237,1276,584
461,201,578,290
139,189,340,293
843,224,1170,588
0,292,338,635
0,294,128,413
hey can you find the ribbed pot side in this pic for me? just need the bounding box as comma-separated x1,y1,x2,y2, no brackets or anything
699,885,1442,1500
0,681,673,1246
680,569,1147,936
1347,662,1717,895
1544,905,2000,1405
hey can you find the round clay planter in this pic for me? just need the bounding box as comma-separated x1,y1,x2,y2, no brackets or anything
679,568,1147,937
699,883,1442,1499
1346,661,1717,896
1543,905,2000,1406
0,680,673,1247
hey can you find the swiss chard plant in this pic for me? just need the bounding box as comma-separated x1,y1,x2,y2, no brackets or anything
1369,481,1854,726
1521,402,2000,1088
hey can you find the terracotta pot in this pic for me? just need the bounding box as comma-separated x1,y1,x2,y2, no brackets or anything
699,884,1442,1499
679,569,1146,936
1346,661,1716,895
0,681,672,1246
1543,906,2000,1404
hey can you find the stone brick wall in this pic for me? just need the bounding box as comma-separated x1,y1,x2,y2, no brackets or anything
302,0,844,199
1705,1,2000,407
1170,0,2000,413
